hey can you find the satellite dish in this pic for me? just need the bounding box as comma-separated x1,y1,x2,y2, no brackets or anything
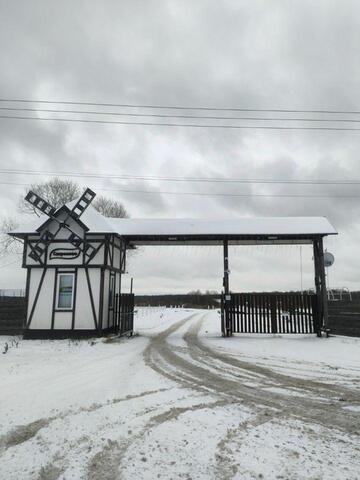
324,251,335,267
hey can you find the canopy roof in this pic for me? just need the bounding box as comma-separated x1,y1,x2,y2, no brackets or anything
10,203,337,246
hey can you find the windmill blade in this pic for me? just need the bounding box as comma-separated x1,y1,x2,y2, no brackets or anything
28,230,55,262
68,231,97,261
25,191,56,217
69,188,96,220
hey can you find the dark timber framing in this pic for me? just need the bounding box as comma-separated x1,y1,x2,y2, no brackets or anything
20,217,128,337
85,267,99,332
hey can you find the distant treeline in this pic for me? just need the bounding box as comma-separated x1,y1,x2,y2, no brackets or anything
135,293,221,309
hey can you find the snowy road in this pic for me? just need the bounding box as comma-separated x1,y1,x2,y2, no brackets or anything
1,309,359,479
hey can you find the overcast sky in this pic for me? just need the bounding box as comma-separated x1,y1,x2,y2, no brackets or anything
1,0,360,294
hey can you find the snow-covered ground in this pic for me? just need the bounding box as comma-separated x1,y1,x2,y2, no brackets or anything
0,308,359,479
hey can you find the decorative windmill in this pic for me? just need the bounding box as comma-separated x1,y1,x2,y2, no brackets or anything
24,187,97,262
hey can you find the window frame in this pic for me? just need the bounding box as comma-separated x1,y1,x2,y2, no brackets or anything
56,272,75,311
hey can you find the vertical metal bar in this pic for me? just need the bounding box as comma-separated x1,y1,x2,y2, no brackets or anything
245,293,248,333
280,295,285,333
221,293,225,336
270,295,277,333
258,294,263,333
240,294,244,332
236,294,240,333
318,236,328,332
266,294,270,333
313,239,323,336
250,294,255,332
223,239,231,336
255,294,259,333
289,294,294,334
295,293,299,333
300,293,305,333
309,294,314,333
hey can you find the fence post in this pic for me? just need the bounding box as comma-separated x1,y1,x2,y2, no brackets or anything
313,238,324,337
311,294,320,334
221,293,226,336
223,239,232,336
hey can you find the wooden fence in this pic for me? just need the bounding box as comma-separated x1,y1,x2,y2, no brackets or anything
328,292,360,337
0,297,26,335
114,293,135,336
222,292,320,336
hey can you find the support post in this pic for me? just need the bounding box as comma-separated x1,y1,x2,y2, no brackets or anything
223,239,232,336
318,237,329,331
313,238,328,336
223,240,229,295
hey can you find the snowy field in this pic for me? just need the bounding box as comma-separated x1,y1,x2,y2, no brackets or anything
0,308,359,479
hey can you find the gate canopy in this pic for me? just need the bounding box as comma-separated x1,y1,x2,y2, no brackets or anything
10,205,337,246
9,199,337,336
109,217,337,245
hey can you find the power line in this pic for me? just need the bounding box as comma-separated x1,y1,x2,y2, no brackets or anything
2,115,360,131
0,168,360,185
1,106,360,123
1,98,360,115
0,180,360,198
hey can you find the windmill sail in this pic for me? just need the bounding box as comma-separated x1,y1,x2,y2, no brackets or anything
25,191,56,217
69,188,96,220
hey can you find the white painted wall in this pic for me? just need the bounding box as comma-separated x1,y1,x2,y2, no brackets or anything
74,269,100,330
53,311,72,330
28,269,55,330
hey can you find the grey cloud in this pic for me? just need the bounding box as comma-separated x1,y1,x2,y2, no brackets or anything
1,0,360,291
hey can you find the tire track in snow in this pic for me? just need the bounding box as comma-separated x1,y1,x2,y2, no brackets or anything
0,388,172,452
143,312,359,435
90,399,229,480
182,314,360,435
188,314,360,402
214,411,275,480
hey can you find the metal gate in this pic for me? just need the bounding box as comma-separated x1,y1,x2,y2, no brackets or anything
114,293,135,336
221,292,320,336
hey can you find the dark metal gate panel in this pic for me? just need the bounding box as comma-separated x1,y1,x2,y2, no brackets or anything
114,293,134,336
223,292,320,336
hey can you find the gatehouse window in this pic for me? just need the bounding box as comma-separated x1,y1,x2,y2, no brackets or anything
56,273,75,310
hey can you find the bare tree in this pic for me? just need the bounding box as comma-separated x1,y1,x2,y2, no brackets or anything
0,217,22,257
92,195,128,218
18,178,128,218
19,178,80,216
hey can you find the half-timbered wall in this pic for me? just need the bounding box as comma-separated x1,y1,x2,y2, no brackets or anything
27,268,54,329
23,212,126,336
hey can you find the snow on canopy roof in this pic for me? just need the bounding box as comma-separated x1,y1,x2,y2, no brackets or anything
10,202,337,238
108,216,337,236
